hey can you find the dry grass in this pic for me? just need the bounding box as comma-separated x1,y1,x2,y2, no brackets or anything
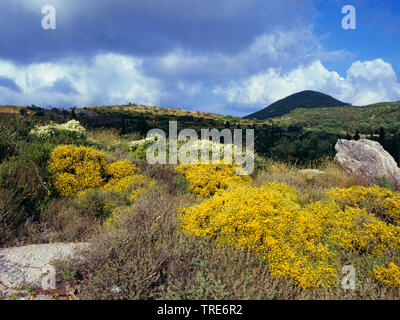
254,159,365,203
40,198,101,243
86,128,121,142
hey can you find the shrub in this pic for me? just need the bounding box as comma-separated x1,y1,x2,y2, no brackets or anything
0,115,32,162
105,159,138,180
178,182,400,288
175,163,251,197
48,145,108,197
30,120,86,140
48,145,156,227
55,189,292,300
101,173,155,226
0,187,27,245
128,136,158,152
40,198,101,242
328,185,400,225
103,174,154,195
0,158,50,245
373,263,400,288
142,164,190,195
178,140,244,163
0,131,13,162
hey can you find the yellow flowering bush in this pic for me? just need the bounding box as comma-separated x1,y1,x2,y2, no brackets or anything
102,160,154,201
106,160,138,180
103,207,122,227
102,162,155,226
49,145,155,225
328,185,400,224
179,182,400,288
48,145,108,197
373,263,400,287
175,163,251,197
103,174,155,197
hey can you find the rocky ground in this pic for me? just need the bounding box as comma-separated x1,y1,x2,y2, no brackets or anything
0,242,88,300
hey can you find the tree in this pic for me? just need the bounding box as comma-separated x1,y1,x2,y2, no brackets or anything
378,127,386,144
353,130,360,141
71,107,77,120
120,118,127,135
137,114,150,134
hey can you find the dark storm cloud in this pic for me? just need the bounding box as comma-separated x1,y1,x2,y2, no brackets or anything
0,0,313,64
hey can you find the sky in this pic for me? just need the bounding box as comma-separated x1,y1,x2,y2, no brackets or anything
0,0,399,116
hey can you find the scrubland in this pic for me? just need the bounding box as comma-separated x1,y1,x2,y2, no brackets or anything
1,115,400,300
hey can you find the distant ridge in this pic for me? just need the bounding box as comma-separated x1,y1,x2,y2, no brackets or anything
244,90,351,120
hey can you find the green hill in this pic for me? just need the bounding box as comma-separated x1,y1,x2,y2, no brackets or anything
245,90,350,120
273,101,400,134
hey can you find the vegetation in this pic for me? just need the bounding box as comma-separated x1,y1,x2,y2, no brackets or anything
1,103,400,300
274,101,400,135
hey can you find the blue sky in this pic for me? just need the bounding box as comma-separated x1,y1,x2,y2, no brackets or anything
0,0,399,116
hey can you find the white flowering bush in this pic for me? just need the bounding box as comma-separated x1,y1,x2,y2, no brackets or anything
128,136,248,163
29,124,56,139
128,136,159,152
180,140,245,163
30,120,86,140
57,120,86,136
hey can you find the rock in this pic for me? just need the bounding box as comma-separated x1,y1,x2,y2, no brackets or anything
0,242,89,298
334,139,400,189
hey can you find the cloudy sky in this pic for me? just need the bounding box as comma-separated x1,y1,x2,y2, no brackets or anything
0,0,400,115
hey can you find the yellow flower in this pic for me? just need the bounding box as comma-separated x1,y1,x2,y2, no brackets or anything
175,163,251,197
374,263,400,287
179,182,400,288
106,160,138,180
48,145,108,197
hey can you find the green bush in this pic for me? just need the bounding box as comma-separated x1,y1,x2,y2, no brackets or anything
0,159,49,245
270,132,341,164
0,140,53,246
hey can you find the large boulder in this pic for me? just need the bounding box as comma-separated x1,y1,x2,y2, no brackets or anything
334,139,400,189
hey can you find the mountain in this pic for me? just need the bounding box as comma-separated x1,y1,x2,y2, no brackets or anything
244,90,351,120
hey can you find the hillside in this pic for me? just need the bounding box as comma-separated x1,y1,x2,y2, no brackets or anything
245,90,350,120
0,104,256,135
273,101,400,134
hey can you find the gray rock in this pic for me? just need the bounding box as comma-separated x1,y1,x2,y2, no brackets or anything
0,242,89,298
334,139,400,189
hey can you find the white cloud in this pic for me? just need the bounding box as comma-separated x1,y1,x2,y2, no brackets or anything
0,53,162,107
213,59,400,109
341,59,400,105
144,27,351,80
0,21,397,115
